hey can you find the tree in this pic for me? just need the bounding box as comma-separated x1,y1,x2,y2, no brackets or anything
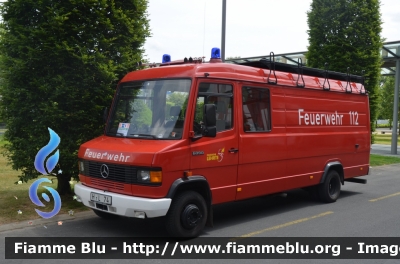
132,100,152,127
0,0,150,194
166,92,189,119
379,76,399,130
306,0,383,134
167,92,187,107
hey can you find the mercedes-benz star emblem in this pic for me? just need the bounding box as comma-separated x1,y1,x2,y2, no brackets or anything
100,164,109,179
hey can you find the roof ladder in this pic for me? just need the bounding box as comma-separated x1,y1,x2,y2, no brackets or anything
267,52,277,85
322,63,330,91
296,58,305,88
360,70,366,94
345,67,352,93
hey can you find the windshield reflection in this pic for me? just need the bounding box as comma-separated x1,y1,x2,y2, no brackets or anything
107,79,191,139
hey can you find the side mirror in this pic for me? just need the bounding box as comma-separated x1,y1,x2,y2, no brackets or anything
103,107,108,123
203,104,216,137
204,104,216,126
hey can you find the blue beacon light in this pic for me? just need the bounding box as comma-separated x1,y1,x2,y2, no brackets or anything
211,48,221,59
162,54,171,63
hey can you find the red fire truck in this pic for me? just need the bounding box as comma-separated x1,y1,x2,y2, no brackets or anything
74,48,370,237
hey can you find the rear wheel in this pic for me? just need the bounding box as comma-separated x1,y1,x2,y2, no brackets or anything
92,209,119,219
165,191,207,238
318,170,341,203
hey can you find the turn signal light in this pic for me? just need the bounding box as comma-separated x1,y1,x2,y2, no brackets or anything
150,171,162,183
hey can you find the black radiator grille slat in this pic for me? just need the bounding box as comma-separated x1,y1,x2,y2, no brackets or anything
82,160,137,184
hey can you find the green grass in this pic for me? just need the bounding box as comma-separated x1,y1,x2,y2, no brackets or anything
0,146,89,225
374,134,400,145
370,154,400,167
0,133,7,148
376,124,390,128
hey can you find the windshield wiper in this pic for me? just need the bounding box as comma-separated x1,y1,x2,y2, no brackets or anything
129,134,158,139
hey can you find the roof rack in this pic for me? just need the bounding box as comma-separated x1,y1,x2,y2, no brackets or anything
237,59,364,84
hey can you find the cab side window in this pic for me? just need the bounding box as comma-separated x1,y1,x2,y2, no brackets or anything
242,86,271,132
194,83,233,135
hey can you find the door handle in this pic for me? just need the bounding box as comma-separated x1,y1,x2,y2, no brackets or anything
229,148,239,153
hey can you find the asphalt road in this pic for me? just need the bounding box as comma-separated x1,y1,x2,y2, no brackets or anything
371,144,400,157
1,163,400,264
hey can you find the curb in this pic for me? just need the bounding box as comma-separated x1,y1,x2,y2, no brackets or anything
370,154,400,158
0,210,95,233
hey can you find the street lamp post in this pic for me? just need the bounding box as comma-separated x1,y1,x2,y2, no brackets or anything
221,0,226,62
391,58,400,154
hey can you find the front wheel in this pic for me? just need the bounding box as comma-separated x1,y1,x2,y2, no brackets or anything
318,170,341,203
165,191,207,238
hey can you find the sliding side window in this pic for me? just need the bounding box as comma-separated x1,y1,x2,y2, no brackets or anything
242,86,271,132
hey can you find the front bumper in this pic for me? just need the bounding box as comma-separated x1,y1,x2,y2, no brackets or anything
74,183,171,218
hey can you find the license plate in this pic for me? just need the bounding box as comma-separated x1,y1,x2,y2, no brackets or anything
90,192,112,205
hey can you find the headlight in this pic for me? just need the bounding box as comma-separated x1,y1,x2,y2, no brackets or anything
138,170,162,184
139,170,150,181
79,161,84,172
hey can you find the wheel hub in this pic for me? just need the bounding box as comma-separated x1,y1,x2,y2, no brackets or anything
181,204,203,229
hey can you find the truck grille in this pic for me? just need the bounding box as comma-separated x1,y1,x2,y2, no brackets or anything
90,178,125,190
80,160,138,184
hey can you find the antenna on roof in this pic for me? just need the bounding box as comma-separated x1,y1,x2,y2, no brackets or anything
203,1,206,58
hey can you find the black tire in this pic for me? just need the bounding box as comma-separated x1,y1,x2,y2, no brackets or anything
318,170,341,203
165,191,207,238
92,209,119,219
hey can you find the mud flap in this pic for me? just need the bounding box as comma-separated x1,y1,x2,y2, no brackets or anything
206,206,213,227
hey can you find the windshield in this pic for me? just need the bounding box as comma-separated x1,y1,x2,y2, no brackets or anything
106,79,191,139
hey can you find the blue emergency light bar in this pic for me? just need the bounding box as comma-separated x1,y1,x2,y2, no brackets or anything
211,48,221,59
162,54,171,63
154,47,220,66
